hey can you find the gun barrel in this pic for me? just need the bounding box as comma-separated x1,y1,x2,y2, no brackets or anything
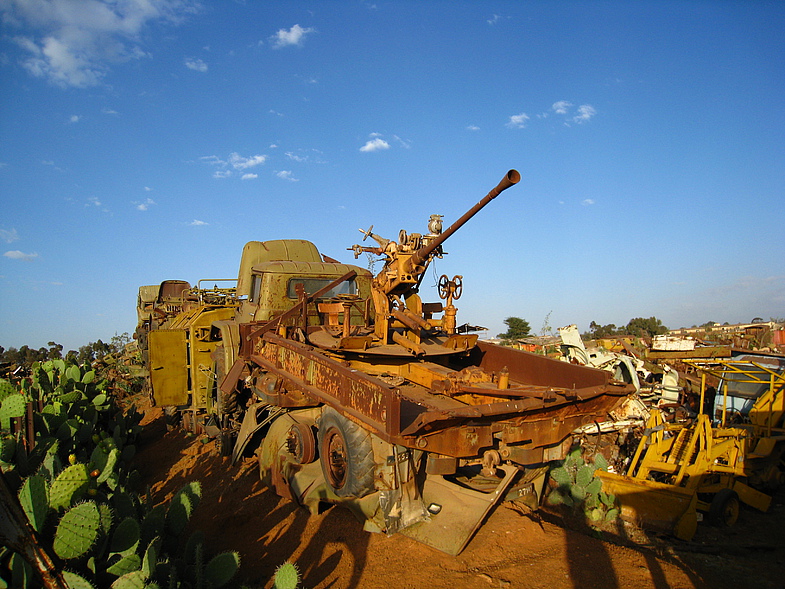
409,169,520,268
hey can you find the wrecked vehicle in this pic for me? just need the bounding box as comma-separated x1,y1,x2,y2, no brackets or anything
597,353,785,540
142,170,635,554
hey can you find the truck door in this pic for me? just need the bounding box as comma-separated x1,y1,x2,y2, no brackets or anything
149,329,189,406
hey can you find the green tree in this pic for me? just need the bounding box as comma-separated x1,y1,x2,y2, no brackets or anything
626,316,667,337
47,341,63,360
498,317,531,341
587,321,618,339
110,332,132,354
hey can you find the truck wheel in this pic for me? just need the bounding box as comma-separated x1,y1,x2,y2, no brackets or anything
217,430,235,457
708,488,740,527
317,407,375,498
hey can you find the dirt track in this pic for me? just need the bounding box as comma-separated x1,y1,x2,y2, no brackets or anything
132,400,785,589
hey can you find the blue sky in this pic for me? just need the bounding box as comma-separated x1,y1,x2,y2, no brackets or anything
1,1,783,352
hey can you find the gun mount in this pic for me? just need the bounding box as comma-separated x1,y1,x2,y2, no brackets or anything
349,169,520,346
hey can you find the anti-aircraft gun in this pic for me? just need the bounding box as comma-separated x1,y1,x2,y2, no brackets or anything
349,169,520,346
144,168,634,555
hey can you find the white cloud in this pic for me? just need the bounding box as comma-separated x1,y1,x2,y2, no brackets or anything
200,152,267,178
2,0,198,88
200,155,225,166
393,135,411,149
581,199,595,206
0,228,19,243
286,152,306,162
552,100,572,115
4,250,38,261
487,14,501,25
276,170,298,182
69,114,81,123
270,24,315,49
144,186,152,191
135,198,155,211
241,173,257,180
574,104,596,123
102,107,118,114
229,153,266,169
189,219,207,226
506,113,530,129
466,125,480,131
87,196,101,207
360,138,390,152
184,57,207,72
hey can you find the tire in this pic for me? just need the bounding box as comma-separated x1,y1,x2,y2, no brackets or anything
217,430,235,457
708,488,740,527
317,407,375,498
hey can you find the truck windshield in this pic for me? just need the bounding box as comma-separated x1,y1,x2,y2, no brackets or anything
287,277,357,299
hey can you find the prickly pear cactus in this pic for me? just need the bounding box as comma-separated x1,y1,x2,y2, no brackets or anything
62,571,97,589
0,392,27,430
109,517,141,560
274,561,301,589
141,536,161,578
50,463,90,510
110,569,147,589
0,378,15,402
0,433,17,463
53,500,101,559
18,473,50,532
547,446,619,525
166,481,201,536
90,445,120,484
205,551,241,588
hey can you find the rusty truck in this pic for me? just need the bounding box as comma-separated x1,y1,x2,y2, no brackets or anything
141,169,635,553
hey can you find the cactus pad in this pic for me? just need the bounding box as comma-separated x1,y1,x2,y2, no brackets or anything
593,453,609,471
274,561,300,589
110,570,147,589
90,446,119,484
66,365,82,383
53,501,100,559
106,554,142,577
0,378,15,402
1,393,27,430
62,571,97,589
0,434,16,462
110,517,141,556
205,551,241,588
142,536,161,578
18,474,50,532
50,463,90,510
166,481,201,536
550,466,572,487
576,464,595,488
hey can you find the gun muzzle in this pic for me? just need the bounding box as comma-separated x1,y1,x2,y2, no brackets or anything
409,169,520,268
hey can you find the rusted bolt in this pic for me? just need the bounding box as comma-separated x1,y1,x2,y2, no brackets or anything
416,438,428,448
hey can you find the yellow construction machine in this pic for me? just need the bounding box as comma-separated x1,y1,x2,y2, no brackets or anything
597,353,785,540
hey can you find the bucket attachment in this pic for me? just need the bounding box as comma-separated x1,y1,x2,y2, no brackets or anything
596,470,698,540
400,464,518,555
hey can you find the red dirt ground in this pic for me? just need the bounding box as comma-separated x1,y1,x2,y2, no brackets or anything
132,398,785,589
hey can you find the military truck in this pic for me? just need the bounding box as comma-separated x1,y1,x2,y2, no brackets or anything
142,170,634,553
